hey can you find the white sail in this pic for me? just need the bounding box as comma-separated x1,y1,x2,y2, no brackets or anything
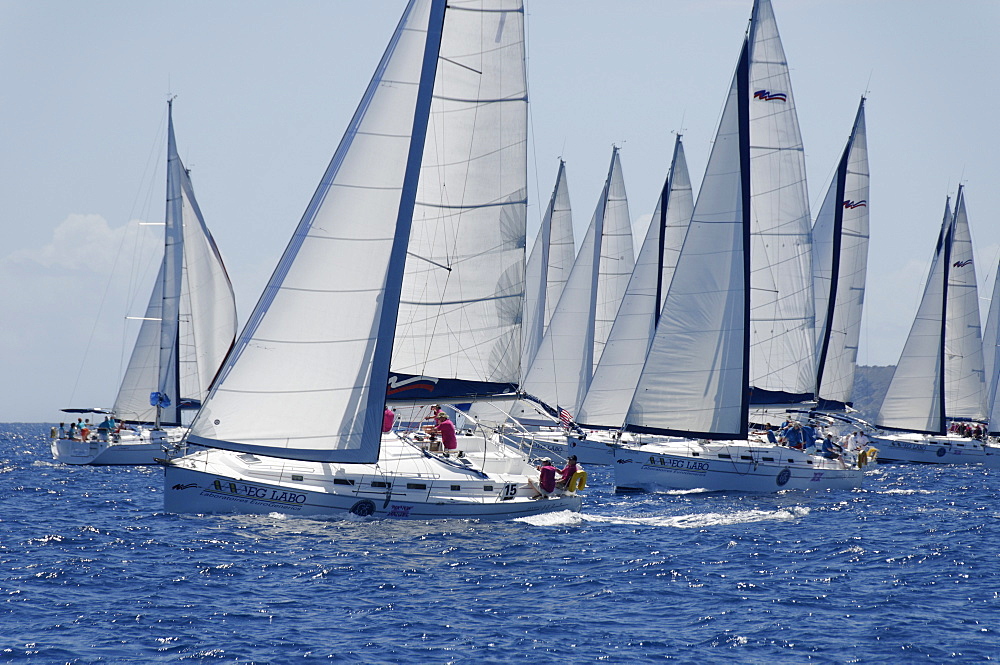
813,98,870,407
189,0,446,462
391,0,528,387
625,39,750,438
522,148,621,414
944,188,987,421
112,102,237,426
877,200,951,433
984,259,1000,434
579,135,693,428
747,0,815,402
522,160,573,373
594,149,635,367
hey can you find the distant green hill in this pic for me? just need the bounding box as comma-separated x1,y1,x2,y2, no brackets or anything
850,365,895,422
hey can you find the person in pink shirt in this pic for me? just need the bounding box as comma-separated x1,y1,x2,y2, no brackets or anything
382,406,395,433
435,412,458,451
556,455,579,490
528,458,558,499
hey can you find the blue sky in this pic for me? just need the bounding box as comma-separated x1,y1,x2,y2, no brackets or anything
2,0,999,421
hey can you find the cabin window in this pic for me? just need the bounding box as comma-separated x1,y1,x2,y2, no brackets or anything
484,485,494,492
763,457,774,462
291,474,303,481
333,478,354,486
451,485,461,491
406,483,427,490
740,455,752,460
717,453,731,459
372,481,391,488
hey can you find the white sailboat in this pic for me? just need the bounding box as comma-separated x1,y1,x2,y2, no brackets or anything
52,100,237,465
162,0,582,519
610,0,870,492
871,185,990,464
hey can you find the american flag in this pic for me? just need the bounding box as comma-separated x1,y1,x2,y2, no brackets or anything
559,407,572,429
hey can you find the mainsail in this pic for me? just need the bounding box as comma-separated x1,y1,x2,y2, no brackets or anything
578,135,693,428
812,98,870,409
747,0,816,404
624,39,751,439
391,0,528,395
112,100,237,427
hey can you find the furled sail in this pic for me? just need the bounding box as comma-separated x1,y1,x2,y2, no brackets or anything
747,0,816,404
578,135,693,428
624,39,751,439
188,0,447,462
522,160,573,373
813,98,870,409
112,101,237,426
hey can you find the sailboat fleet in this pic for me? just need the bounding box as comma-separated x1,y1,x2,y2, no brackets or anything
50,0,1000,516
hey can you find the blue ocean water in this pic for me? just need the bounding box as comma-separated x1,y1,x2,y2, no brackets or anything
2,423,999,663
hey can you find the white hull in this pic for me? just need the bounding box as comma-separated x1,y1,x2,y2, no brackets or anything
984,444,1000,469
163,432,582,520
869,433,987,464
612,440,865,493
51,427,186,465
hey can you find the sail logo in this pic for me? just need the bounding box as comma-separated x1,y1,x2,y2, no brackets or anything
843,200,867,209
387,374,439,395
753,89,787,102
953,259,973,268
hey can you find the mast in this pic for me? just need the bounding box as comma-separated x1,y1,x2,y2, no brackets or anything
938,193,956,433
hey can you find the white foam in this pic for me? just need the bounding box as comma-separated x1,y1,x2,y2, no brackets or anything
577,505,810,529
515,510,585,526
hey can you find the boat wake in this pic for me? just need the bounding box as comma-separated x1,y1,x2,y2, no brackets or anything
517,506,810,528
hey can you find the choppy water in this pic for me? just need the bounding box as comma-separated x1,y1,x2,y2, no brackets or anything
3,423,999,663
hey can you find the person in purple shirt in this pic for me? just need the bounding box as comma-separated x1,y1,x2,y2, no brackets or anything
528,458,558,499
435,412,458,451
382,406,395,433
